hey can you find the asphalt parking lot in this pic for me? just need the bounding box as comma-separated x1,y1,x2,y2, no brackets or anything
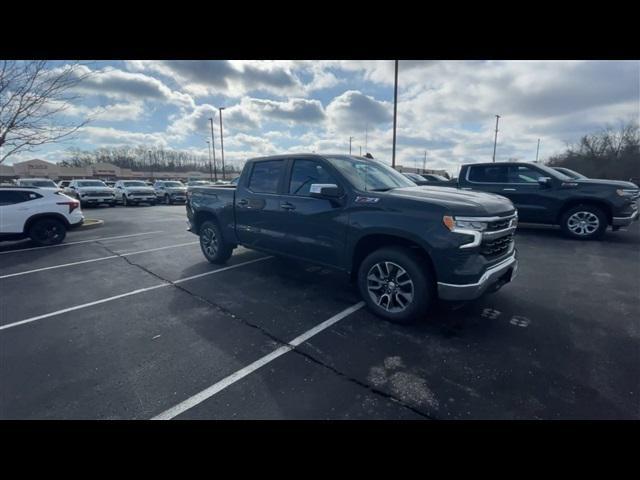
1,204,638,420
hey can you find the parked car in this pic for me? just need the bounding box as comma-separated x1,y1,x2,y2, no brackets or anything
113,180,157,206
58,180,71,190
66,179,116,207
0,187,83,246
442,162,639,239
187,180,212,187
187,154,518,324
402,173,431,185
551,167,588,180
422,173,452,183
153,180,187,204
16,178,60,190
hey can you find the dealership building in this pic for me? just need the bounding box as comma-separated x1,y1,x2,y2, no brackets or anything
0,159,211,182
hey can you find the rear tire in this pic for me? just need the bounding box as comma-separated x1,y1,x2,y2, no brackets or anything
122,195,129,207
560,204,607,240
165,194,171,205
199,220,233,264
29,218,67,246
357,246,432,324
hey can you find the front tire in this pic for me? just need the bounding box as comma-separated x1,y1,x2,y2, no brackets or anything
29,218,67,246
560,205,607,240
357,246,432,324
199,220,233,264
122,195,129,207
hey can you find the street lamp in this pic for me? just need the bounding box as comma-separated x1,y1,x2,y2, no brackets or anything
492,115,501,162
209,117,218,181
218,107,226,180
206,140,213,181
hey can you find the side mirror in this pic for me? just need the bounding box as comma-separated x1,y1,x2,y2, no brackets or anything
309,183,342,199
538,177,552,188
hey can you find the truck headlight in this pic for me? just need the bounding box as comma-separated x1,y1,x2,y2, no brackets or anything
443,216,488,232
617,189,638,197
443,216,487,249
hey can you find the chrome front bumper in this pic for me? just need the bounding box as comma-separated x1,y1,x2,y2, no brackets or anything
612,209,638,226
437,253,518,301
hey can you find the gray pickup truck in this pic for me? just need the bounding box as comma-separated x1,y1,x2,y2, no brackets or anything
186,154,519,324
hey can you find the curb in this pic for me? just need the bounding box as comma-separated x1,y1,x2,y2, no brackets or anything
78,219,104,230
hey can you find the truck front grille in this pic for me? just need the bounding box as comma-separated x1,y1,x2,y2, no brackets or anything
481,233,514,258
486,213,517,232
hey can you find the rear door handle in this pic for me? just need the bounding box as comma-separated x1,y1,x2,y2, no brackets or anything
280,202,296,211
502,188,516,191
237,199,249,207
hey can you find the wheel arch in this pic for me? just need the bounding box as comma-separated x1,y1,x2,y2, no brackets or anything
557,199,613,225
23,213,70,234
349,232,436,283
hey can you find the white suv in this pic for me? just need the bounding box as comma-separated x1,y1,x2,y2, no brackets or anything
16,178,60,190
113,180,157,206
67,179,116,207
0,187,84,246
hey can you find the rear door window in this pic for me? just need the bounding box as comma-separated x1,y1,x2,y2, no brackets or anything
0,191,41,205
248,160,284,194
506,165,542,184
467,165,508,183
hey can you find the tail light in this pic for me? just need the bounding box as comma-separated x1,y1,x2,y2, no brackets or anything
57,200,80,213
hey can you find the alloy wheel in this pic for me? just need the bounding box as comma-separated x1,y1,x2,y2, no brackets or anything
366,261,414,313
567,211,599,236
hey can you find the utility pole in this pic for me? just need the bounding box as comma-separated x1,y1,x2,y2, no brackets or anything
359,146,362,156
423,150,427,172
206,140,213,181
392,60,399,168
209,117,218,181
535,138,540,162
218,107,226,180
492,114,501,162
349,136,353,155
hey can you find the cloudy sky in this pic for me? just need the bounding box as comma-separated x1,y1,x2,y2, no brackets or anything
5,60,639,176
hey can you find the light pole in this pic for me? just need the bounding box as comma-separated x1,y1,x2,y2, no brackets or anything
209,117,218,181
423,150,427,172
349,136,353,154
148,149,153,180
535,138,540,162
392,60,399,169
492,115,501,162
206,140,213,181
218,107,226,180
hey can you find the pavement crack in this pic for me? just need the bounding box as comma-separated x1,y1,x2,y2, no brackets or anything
96,242,437,420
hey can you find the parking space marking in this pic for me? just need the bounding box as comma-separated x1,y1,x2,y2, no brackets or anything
0,231,164,255
0,256,273,332
151,301,365,420
0,241,199,279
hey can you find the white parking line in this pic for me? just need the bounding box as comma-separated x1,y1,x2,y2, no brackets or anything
0,256,273,332
0,241,199,279
0,231,164,255
151,301,365,420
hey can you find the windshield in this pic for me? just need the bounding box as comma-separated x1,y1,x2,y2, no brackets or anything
554,167,586,179
163,182,184,187
123,181,148,187
21,180,57,187
77,181,107,187
533,163,571,180
325,155,415,191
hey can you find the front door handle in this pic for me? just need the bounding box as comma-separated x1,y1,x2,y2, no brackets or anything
280,202,296,211
502,188,516,191
237,199,249,207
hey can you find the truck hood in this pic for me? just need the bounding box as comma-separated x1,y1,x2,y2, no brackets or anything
386,186,516,216
77,186,113,193
124,186,155,193
571,178,639,189
165,187,187,193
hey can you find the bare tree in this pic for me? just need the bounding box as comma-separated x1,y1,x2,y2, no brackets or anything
0,60,91,164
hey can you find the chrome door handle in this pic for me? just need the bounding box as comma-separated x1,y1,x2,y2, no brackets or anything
237,199,249,207
502,188,516,191
280,202,296,211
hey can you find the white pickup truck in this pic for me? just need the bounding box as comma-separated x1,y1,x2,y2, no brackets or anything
66,179,116,207
113,180,157,206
